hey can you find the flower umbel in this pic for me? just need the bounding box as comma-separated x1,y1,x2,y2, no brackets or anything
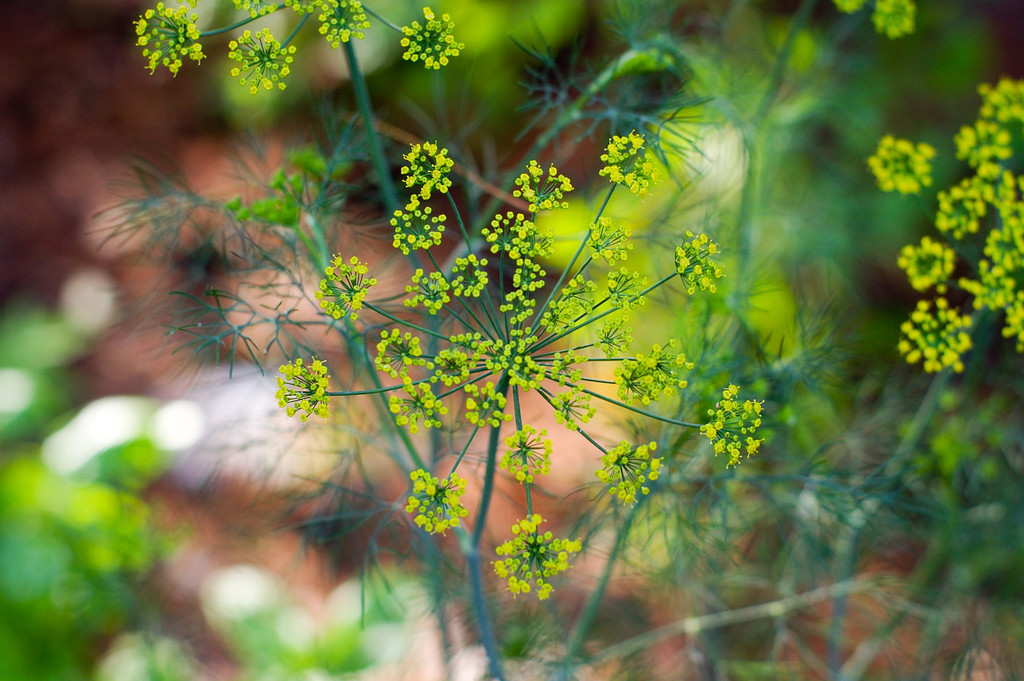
276,357,331,421
898,236,956,293
492,514,581,600
316,255,377,321
228,29,297,95
513,161,574,213
599,131,661,197
501,426,553,484
872,0,916,39
898,298,973,373
700,385,764,467
595,441,661,506
135,1,205,76
317,0,371,47
675,231,724,294
400,7,464,70
868,135,936,194
405,469,468,534
401,141,455,199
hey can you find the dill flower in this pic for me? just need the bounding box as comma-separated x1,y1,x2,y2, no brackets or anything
233,0,276,17
451,255,489,297
228,29,297,95
675,231,724,294
400,7,464,70
599,131,661,197
595,441,661,506
316,255,377,321
135,1,205,76
405,469,469,534
390,196,447,255
405,269,452,315
700,385,764,467
492,514,581,600
898,236,956,293
868,135,936,194
317,0,371,48
401,141,455,199
935,176,990,240
550,390,596,430
375,330,426,379
898,298,973,373
276,357,331,421
513,161,574,213
587,217,633,265
978,79,1024,124
501,426,553,484
954,119,1013,179
464,382,510,428
390,382,447,433
872,0,916,39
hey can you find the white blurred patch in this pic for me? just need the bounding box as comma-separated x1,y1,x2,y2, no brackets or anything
60,268,118,335
152,399,205,451
42,396,150,476
201,564,281,621
0,368,34,414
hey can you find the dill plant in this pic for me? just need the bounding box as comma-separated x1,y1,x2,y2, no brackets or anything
122,1,780,678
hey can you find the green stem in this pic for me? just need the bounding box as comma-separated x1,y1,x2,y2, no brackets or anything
281,13,310,48
362,4,403,32
343,41,401,214
580,387,701,429
200,10,278,37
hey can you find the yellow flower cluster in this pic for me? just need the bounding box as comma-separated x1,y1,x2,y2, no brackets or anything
501,426,553,484
401,141,455,199
897,236,956,293
599,130,661,197
871,0,916,39
700,385,764,467
892,79,1024,371
390,382,447,433
868,135,936,194
675,231,724,294
275,357,331,421
595,441,661,506
135,1,205,77
228,28,297,95
492,515,581,600
513,161,574,213
316,255,377,321
400,7,464,70
390,196,447,255
234,0,276,18
898,298,973,373
405,469,468,534
317,0,371,47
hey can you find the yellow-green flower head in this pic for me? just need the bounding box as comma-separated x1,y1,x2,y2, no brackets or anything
492,514,581,600
501,426,553,484
978,79,1024,125
832,0,867,13
317,0,371,47
608,269,648,309
868,135,936,194
872,0,916,38
595,441,661,506
898,298,972,373
401,141,455,199
228,28,297,95
936,176,990,240
550,390,596,430
405,469,468,534
614,342,692,406
464,382,510,427
405,269,452,315
955,119,1013,180
550,349,586,387
316,254,377,320
599,131,661,197
700,385,764,467
898,236,956,293
391,195,447,255
284,0,319,14
276,357,331,421
596,318,633,356
390,381,447,433
375,330,426,379
675,231,724,294
429,348,472,386
513,161,574,213
400,7,464,70
135,1,205,76
587,217,633,265
233,0,276,18
1002,294,1024,352
451,255,489,297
